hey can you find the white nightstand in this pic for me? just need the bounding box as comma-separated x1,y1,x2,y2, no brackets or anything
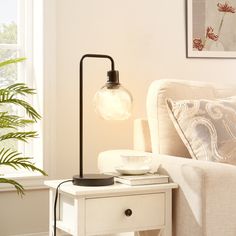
45,180,177,236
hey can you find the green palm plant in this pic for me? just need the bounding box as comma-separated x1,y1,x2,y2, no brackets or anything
0,58,47,196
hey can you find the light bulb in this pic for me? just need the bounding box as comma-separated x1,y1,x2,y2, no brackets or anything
94,84,132,120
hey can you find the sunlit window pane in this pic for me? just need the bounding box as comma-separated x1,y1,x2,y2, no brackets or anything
0,49,17,86
0,0,17,44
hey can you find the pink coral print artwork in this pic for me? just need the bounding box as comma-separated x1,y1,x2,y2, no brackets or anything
187,0,236,57
217,2,236,13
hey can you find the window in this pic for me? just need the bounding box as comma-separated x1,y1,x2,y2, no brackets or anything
0,0,44,181
0,0,18,86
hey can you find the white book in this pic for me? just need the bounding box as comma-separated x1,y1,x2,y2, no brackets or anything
115,174,169,186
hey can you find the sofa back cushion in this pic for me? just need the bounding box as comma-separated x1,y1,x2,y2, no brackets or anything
146,79,236,157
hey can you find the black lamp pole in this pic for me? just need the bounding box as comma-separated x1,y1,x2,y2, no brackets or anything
73,54,119,186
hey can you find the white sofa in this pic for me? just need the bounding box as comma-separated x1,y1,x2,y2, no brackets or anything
98,79,236,236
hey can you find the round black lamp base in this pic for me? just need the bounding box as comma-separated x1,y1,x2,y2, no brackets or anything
73,174,114,186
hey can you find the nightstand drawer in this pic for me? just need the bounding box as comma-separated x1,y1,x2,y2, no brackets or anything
85,193,165,235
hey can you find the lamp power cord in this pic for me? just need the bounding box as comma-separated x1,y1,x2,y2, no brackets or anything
53,179,73,236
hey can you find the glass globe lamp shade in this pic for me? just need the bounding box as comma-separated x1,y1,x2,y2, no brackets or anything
94,84,132,120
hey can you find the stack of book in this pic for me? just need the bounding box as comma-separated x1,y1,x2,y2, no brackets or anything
115,173,169,186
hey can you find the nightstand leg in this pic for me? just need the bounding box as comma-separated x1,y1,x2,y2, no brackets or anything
162,190,172,236
49,189,55,236
74,198,85,236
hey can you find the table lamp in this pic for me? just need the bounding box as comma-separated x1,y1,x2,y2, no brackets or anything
73,54,132,186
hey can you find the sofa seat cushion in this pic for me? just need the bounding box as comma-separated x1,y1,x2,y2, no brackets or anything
167,96,236,164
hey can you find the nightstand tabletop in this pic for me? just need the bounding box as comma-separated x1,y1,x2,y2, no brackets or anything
45,179,178,197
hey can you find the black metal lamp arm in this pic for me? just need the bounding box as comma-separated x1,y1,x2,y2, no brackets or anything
79,54,116,177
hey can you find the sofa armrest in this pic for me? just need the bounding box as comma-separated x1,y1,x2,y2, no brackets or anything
156,155,236,236
133,119,152,152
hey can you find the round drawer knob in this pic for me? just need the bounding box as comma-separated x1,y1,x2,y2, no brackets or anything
124,208,132,217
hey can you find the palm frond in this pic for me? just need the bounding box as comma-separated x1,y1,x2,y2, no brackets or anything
0,58,46,197
0,57,26,68
0,178,24,196
0,97,41,121
0,148,47,176
0,148,20,168
0,83,35,98
6,83,36,96
0,131,38,142
0,112,34,129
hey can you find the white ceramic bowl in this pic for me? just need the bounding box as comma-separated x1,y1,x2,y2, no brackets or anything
120,154,152,169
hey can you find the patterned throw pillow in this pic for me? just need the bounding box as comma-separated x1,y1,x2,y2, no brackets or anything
166,97,236,164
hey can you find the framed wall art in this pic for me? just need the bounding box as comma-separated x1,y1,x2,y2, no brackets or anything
186,0,236,58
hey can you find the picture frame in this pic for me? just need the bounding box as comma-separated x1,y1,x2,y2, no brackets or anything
186,0,236,58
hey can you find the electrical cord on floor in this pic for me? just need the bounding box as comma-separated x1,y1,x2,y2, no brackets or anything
53,179,73,236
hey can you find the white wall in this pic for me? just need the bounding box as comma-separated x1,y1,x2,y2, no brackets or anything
0,189,48,235
1,0,236,235
55,0,236,177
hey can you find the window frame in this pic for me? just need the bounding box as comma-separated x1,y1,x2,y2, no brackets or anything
0,0,56,191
